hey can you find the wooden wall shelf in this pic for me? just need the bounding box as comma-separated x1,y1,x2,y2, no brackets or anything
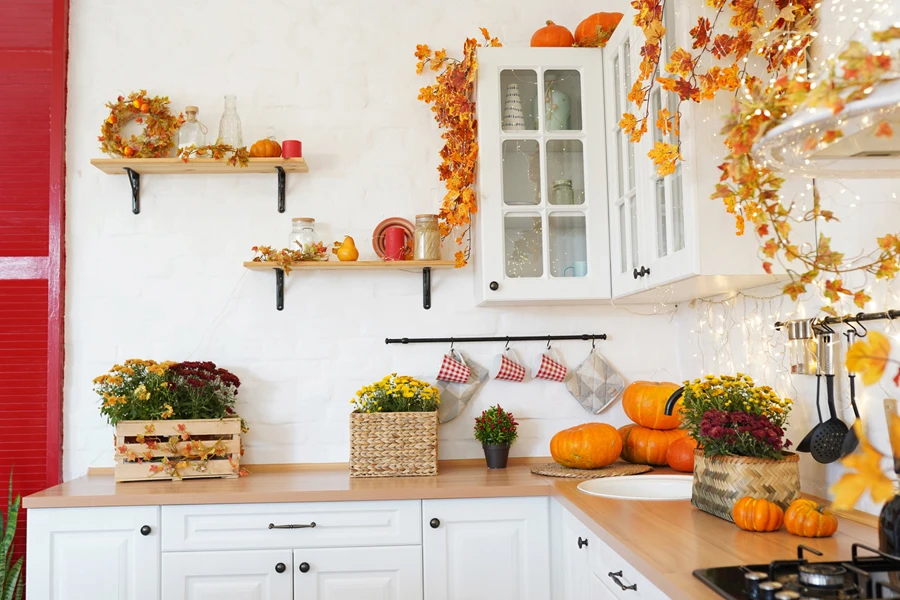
90,157,309,214
243,260,458,311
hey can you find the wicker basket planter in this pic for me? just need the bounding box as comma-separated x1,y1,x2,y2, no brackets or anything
349,411,438,478
692,449,800,522
115,418,243,482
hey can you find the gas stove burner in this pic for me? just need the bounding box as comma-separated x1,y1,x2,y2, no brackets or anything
799,564,849,588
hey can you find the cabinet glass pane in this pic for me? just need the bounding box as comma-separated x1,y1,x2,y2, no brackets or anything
655,178,668,258
502,140,541,206
628,193,639,269
618,203,627,273
505,213,543,278
549,213,587,277
673,165,685,251
500,70,538,131
546,140,584,205
544,70,582,131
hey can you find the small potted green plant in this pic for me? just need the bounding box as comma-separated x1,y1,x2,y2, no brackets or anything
474,405,518,469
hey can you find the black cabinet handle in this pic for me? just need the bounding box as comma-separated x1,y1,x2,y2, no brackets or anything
275,563,286,574
429,518,440,529
489,281,499,291
633,266,650,279
299,562,310,573
268,522,316,529
633,268,640,280
140,525,151,536
608,571,638,591
577,537,588,549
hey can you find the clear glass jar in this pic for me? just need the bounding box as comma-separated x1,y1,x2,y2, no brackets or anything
289,218,318,250
551,179,575,205
414,214,441,261
217,95,243,147
178,106,207,150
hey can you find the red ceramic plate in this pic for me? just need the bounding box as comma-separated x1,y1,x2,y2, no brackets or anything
372,217,415,259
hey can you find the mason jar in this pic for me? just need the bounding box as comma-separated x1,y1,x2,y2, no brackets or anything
413,214,441,261
289,218,318,250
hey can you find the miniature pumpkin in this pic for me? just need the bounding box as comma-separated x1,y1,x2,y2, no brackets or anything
784,499,839,538
732,497,784,532
574,12,624,48
550,423,622,469
530,20,575,47
622,381,683,430
249,138,282,158
618,424,688,466
666,436,698,472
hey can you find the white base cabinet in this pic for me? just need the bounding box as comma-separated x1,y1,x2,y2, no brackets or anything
162,549,293,600
293,546,423,600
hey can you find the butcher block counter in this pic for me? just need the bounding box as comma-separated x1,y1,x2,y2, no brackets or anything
25,460,879,600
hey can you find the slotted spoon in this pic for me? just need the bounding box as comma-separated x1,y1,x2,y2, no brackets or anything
810,332,848,464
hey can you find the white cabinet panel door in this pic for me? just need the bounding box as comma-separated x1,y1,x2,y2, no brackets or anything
293,546,422,600
423,497,550,600
559,509,592,600
590,570,619,600
162,549,292,600
27,506,160,600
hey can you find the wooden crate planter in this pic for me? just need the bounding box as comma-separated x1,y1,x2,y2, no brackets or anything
114,418,243,482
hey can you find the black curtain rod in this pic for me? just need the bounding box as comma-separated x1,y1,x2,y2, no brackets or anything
775,309,900,330
384,334,607,345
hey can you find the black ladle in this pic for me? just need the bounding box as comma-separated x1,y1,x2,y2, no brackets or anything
810,333,849,464
796,372,822,453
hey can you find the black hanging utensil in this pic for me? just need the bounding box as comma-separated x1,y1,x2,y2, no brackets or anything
841,327,862,457
810,332,849,464
796,371,822,453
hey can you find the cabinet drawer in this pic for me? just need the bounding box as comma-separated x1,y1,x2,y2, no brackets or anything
589,534,667,599
162,500,421,551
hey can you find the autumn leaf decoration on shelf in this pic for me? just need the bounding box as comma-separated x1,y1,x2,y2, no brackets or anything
179,143,250,168
99,89,184,159
416,28,502,268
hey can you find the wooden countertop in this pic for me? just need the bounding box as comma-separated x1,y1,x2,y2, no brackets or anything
25,461,879,600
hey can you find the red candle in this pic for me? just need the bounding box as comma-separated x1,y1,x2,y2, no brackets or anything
281,140,302,158
384,226,407,261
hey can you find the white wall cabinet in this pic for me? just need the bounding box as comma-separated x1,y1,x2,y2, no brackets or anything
26,506,160,600
422,497,550,600
162,549,293,600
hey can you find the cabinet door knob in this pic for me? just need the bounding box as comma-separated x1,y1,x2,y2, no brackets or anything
633,268,640,280
140,525,151,536
577,537,588,549
298,562,310,573
275,562,286,574
429,518,440,529
608,571,638,591
633,266,651,279
489,281,499,291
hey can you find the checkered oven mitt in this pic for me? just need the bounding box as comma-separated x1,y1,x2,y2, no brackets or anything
435,350,488,423
565,349,626,414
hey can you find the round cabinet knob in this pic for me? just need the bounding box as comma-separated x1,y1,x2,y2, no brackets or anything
298,562,310,573
577,537,588,549
140,525,151,536
429,518,440,529
633,268,640,280
275,563,286,574
489,281,499,291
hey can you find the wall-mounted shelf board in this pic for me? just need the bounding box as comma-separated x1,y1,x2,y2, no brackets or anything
90,157,309,214
242,260,457,311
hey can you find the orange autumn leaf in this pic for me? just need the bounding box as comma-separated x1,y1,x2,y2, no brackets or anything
619,113,638,134
656,108,672,136
665,47,694,78
648,141,682,177
875,121,894,138
846,331,892,386
831,421,894,511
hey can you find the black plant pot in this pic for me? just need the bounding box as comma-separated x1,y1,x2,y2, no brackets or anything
483,444,510,469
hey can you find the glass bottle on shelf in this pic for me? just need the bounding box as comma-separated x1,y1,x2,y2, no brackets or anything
289,218,318,250
178,106,207,150
217,95,243,148
413,214,441,261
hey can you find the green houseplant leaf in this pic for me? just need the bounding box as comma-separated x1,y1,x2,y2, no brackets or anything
0,473,23,600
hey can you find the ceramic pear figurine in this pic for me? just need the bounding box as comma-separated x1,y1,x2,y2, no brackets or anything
333,236,359,261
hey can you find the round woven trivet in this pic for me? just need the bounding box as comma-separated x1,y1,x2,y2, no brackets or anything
531,462,653,479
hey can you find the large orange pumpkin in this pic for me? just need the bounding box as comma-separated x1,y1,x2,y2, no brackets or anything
732,497,784,532
574,12,624,48
665,436,698,472
783,499,839,538
618,424,688,466
622,381,683,430
249,138,282,158
550,423,622,469
530,20,575,47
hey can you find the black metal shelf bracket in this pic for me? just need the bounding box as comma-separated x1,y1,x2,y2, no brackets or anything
275,166,286,213
275,268,285,311
423,267,432,310
124,167,140,214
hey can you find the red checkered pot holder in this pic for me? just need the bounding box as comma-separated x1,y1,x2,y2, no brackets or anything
533,350,567,382
437,352,471,384
491,350,526,382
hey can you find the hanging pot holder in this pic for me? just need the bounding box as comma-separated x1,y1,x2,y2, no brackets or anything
565,349,625,414
435,350,488,423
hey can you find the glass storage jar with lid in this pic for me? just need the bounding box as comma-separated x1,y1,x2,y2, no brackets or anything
551,179,575,205
414,214,441,261
289,218,319,250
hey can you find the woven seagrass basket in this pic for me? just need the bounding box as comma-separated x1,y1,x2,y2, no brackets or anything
349,411,438,478
692,449,800,522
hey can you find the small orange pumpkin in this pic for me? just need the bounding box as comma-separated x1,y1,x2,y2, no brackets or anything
530,20,575,47
618,424,688,466
574,12,624,48
550,423,622,469
665,436,698,473
732,497,784,532
249,138,282,158
783,499,839,538
622,381,683,430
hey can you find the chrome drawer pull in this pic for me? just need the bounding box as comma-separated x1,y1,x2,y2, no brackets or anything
608,571,638,592
268,522,316,529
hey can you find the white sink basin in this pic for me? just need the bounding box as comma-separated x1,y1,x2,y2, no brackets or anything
577,474,693,500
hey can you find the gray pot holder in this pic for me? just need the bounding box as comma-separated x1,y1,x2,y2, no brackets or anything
435,350,488,423
565,349,626,414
